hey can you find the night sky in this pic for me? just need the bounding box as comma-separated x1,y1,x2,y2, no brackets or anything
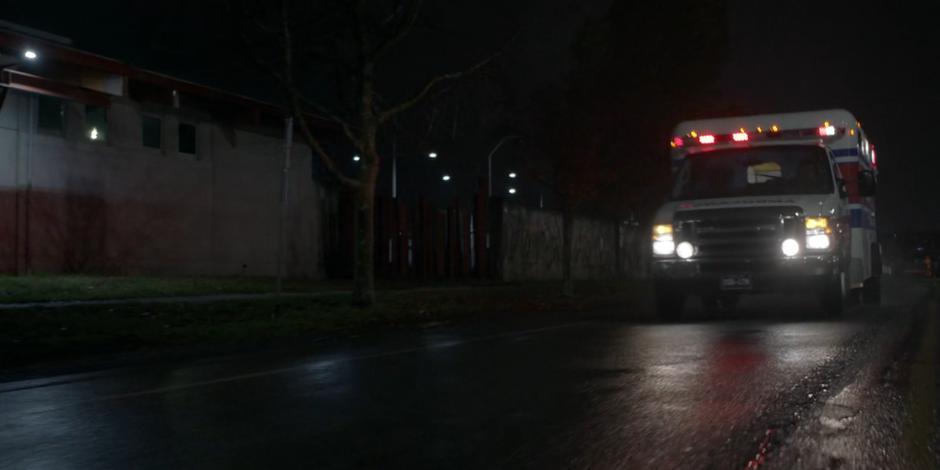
4,0,938,234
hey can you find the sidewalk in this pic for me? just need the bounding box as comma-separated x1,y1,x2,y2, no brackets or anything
0,284,493,310
0,291,350,310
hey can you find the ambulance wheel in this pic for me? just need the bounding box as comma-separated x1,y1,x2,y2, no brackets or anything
821,272,847,318
702,294,739,315
655,283,685,322
862,276,881,305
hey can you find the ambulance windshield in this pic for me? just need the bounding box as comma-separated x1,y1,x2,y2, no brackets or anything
672,145,833,200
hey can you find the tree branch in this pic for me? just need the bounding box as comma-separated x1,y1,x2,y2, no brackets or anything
379,51,498,124
281,1,360,189
372,0,423,59
292,105,362,189
292,91,358,144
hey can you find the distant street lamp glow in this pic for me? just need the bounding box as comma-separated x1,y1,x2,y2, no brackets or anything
508,187,517,194
508,172,517,178
441,174,451,181
89,127,99,141
428,152,437,159
23,50,38,60
353,155,360,162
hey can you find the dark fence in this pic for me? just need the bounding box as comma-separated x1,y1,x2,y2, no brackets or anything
325,182,644,280
325,179,496,279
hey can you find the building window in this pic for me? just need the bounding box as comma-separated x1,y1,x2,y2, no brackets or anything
37,96,65,134
178,123,196,154
142,115,162,149
85,105,108,142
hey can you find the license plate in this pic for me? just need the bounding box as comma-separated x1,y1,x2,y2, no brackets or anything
720,275,752,290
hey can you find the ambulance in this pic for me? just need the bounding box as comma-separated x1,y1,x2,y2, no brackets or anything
651,109,879,319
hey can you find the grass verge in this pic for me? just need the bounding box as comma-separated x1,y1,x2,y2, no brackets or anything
0,274,351,304
0,281,651,371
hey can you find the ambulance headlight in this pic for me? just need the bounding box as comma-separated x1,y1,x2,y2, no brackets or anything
781,238,800,257
652,224,675,256
806,233,831,250
676,241,694,259
804,217,833,251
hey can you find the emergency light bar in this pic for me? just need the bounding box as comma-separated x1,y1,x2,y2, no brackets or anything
673,124,844,148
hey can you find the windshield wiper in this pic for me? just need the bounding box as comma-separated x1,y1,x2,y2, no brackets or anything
753,173,783,180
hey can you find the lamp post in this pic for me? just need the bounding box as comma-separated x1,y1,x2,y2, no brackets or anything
1,49,39,275
486,135,522,198
276,117,293,295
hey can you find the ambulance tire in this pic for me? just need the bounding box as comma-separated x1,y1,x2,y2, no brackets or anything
821,272,847,318
701,294,739,316
863,244,882,305
655,283,685,322
862,276,881,305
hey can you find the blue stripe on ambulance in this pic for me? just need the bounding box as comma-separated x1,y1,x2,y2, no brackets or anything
830,148,859,157
849,208,875,229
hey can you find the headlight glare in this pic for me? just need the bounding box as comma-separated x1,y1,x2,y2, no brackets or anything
806,233,830,250
653,239,675,256
781,238,800,257
651,224,675,256
805,217,832,250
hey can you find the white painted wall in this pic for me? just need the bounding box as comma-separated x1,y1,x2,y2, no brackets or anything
0,89,326,278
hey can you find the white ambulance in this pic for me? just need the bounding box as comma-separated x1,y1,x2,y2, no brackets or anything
651,109,879,319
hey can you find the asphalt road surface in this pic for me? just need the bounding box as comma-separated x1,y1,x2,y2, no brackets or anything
1,278,936,469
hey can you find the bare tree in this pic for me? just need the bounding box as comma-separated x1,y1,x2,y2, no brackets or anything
524,0,728,296
235,0,494,305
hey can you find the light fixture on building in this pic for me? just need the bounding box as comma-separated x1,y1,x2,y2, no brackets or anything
89,127,99,141
353,155,360,162
428,152,438,159
508,187,517,194
23,49,38,61
442,174,451,182
508,172,517,178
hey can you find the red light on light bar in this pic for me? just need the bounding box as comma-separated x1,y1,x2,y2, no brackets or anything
698,135,716,144
818,125,836,137
732,132,749,142
672,136,684,148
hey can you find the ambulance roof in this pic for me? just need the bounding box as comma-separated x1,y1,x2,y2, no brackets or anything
673,109,859,136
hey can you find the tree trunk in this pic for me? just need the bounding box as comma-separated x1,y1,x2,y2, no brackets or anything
352,160,379,306
562,209,574,298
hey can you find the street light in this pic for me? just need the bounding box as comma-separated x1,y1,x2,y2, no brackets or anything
23,50,38,61
486,135,523,197
442,174,451,182
353,155,360,162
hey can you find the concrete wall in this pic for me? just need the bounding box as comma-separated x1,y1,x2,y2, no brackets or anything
0,90,326,278
496,203,644,281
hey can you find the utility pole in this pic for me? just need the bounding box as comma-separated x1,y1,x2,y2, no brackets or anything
276,117,294,295
486,135,522,197
392,135,398,199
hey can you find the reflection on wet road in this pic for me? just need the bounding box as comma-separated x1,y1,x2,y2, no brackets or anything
0,279,931,469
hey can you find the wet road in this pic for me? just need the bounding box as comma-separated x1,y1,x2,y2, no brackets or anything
1,279,935,469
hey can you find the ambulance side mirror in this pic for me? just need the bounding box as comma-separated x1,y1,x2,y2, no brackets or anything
858,170,877,197
837,179,849,198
